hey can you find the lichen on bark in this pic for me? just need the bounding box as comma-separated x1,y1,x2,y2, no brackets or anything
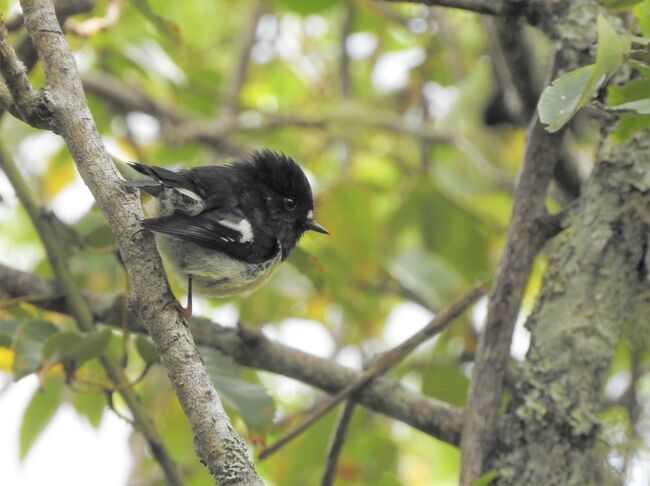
493,131,650,485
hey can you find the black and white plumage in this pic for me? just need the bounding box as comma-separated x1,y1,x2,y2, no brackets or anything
125,150,328,314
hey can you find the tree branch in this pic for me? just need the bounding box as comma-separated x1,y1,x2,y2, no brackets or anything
221,1,265,116
320,400,357,486
0,21,55,130
459,58,565,484
484,16,584,201
379,0,507,15
3,0,96,33
0,142,183,485
378,0,549,23
0,262,465,447
258,283,484,459
460,0,610,479
18,1,263,483
493,131,650,485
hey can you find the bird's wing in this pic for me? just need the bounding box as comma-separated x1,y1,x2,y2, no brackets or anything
126,162,208,216
141,209,277,263
127,162,195,190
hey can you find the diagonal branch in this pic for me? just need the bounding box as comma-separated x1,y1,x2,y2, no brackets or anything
459,54,566,484
379,0,507,16
18,0,263,483
320,399,357,486
0,142,183,485
258,283,485,459
0,262,465,447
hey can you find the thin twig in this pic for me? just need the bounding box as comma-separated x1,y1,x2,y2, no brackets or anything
259,283,485,460
64,0,121,37
379,0,506,16
338,1,355,170
339,2,354,98
0,22,35,101
80,69,452,149
320,399,357,486
0,292,63,309
222,1,265,116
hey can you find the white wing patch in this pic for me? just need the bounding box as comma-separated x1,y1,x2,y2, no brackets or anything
218,218,254,243
307,209,314,220
176,187,204,203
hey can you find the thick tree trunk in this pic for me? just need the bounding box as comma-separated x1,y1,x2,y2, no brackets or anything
493,133,650,484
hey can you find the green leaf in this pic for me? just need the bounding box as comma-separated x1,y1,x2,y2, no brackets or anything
12,320,58,378
211,375,276,430
630,36,650,45
634,0,650,37
130,0,181,41
422,361,470,407
273,0,339,14
588,15,630,87
41,331,83,362
0,319,21,347
628,52,650,74
71,390,106,428
389,249,465,310
19,378,63,460
201,345,239,378
135,335,160,366
608,79,650,104
608,99,650,114
201,347,275,430
74,329,112,363
287,247,326,291
599,0,645,8
538,65,594,132
41,329,112,372
74,206,114,249
471,471,498,486
539,15,630,132
609,113,650,142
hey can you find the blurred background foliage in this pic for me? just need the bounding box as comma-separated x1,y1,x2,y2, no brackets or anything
0,0,646,484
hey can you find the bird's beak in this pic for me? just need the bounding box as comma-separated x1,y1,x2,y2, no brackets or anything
305,219,329,234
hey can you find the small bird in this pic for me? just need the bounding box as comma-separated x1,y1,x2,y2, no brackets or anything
124,149,328,318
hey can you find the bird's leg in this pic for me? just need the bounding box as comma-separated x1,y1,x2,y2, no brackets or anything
168,275,193,320
184,275,193,319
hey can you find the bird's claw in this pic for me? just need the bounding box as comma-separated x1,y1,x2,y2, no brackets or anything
164,298,192,322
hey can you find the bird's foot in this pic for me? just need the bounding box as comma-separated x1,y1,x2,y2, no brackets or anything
164,298,192,322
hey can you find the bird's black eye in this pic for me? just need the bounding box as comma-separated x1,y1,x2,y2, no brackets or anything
284,197,297,211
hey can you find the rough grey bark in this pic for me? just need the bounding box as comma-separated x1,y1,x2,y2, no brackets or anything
460,1,611,482
17,1,263,483
493,133,650,485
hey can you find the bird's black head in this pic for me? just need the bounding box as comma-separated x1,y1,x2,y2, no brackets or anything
237,150,328,258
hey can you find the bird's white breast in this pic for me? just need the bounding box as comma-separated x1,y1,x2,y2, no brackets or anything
156,234,281,297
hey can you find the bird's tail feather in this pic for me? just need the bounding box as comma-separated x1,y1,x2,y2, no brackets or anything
127,162,190,189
